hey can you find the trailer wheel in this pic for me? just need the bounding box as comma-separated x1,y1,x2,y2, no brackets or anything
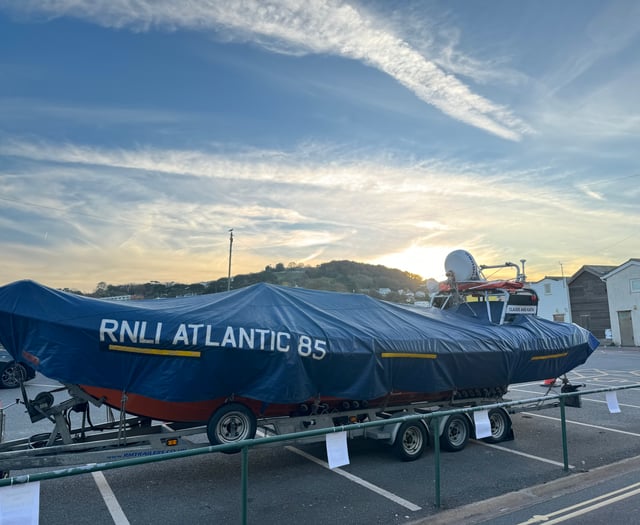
207,403,257,453
482,408,512,443
393,421,428,461
440,415,470,452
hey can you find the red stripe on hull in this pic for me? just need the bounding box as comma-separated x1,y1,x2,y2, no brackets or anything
79,385,454,423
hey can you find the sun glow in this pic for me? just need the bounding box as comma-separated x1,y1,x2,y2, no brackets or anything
372,246,458,281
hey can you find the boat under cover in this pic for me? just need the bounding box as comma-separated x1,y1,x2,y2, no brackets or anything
0,280,598,422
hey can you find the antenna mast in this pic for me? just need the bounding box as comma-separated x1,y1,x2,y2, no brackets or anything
227,229,234,291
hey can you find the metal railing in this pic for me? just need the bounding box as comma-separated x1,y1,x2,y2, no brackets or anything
1,383,639,524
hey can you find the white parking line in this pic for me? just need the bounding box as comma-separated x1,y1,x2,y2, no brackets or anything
284,445,422,512
473,441,574,469
92,471,130,525
580,396,640,409
509,386,640,409
519,411,640,437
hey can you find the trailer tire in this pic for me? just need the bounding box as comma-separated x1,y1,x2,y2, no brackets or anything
440,414,470,452
207,403,257,453
482,408,511,443
393,421,428,461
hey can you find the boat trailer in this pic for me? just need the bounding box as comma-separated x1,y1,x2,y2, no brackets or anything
0,377,584,478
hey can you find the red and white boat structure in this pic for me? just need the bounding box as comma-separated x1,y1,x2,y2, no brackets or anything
430,250,540,324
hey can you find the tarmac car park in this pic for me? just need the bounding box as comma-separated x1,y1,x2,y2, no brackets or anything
2,347,640,524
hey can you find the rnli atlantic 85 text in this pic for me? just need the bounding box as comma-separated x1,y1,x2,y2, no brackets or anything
99,319,327,360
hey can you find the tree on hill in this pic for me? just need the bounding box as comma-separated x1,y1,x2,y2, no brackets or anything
88,260,427,303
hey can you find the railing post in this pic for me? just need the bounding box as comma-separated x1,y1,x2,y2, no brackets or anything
559,397,569,472
241,446,249,525
430,416,441,509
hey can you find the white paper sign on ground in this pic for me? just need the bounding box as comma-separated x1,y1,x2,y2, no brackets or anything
326,431,350,469
606,391,621,414
473,410,492,439
0,481,40,525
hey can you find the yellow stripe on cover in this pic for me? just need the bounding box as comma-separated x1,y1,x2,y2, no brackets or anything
109,344,201,358
530,352,568,361
381,352,437,359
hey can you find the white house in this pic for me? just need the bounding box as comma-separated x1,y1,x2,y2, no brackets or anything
529,276,572,323
601,259,640,346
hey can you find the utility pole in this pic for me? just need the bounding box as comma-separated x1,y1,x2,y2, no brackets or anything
227,229,234,291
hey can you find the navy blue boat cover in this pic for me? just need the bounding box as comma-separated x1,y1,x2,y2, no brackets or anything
0,280,598,404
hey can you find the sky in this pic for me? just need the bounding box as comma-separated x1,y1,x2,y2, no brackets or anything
1,0,639,293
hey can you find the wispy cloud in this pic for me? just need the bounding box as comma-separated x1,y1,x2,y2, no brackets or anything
2,137,637,289
3,138,633,218
0,138,581,207
0,98,190,125
576,184,605,201
6,0,530,140
541,1,640,98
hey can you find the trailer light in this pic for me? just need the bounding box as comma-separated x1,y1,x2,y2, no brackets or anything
166,438,179,447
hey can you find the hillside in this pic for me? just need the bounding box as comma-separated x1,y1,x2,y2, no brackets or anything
89,260,428,303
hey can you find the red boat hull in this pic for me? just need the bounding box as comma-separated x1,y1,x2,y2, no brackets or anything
79,385,455,423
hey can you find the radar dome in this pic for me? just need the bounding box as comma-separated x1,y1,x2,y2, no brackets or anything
444,250,481,281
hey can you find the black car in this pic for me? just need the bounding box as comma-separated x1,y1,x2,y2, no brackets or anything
0,345,36,388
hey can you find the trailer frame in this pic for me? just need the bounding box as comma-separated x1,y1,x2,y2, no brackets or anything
0,377,584,476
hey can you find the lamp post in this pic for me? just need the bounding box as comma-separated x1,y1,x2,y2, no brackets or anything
227,229,234,291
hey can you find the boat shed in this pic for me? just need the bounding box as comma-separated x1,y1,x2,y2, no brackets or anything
568,265,616,339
